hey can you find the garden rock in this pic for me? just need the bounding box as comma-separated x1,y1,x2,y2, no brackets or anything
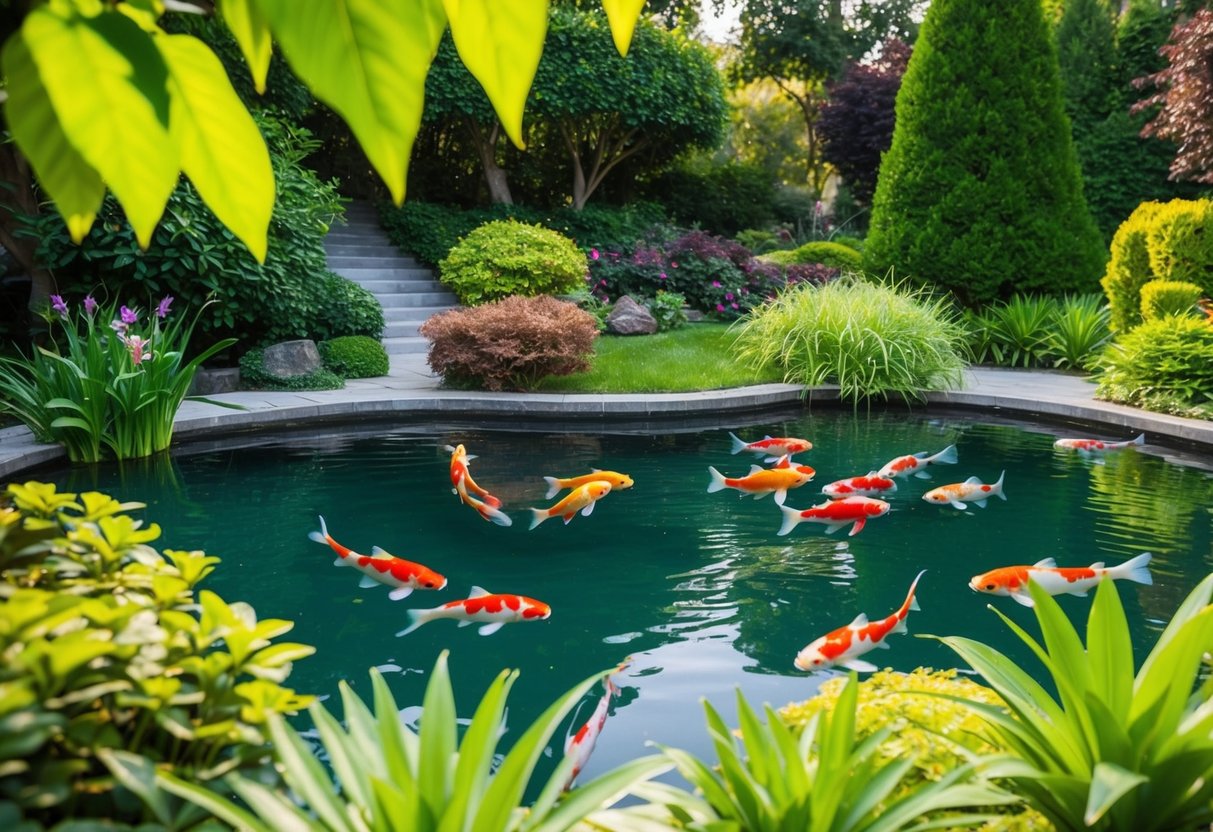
262,340,322,378
606,296,657,335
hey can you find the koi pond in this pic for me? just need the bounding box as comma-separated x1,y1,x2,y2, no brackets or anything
39,410,1213,784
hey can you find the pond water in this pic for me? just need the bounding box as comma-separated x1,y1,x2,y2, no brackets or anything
40,411,1213,787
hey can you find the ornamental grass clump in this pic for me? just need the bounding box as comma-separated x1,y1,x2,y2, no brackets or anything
0,295,237,463
732,277,967,404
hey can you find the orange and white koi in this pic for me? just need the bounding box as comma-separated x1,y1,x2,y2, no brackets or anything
795,570,925,672
529,480,613,529
1053,434,1144,455
922,472,1006,510
778,495,890,537
969,552,1152,607
707,455,816,506
821,473,898,498
877,444,958,480
308,515,447,600
457,480,513,527
729,431,813,461
444,443,503,507
563,658,631,790
545,470,634,500
395,586,551,637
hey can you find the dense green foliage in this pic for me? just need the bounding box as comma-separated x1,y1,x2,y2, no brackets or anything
1140,279,1203,321
1102,201,1165,333
1096,314,1213,413
965,294,1111,370
732,277,968,403
32,115,382,357
639,158,775,237
776,240,864,271
0,482,314,828
646,291,689,332
420,295,599,391
319,336,389,379
865,0,1106,307
438,221,588,305
238,348,345,392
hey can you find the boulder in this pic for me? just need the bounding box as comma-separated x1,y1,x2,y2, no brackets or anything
606,296,658,336
261,340,322,378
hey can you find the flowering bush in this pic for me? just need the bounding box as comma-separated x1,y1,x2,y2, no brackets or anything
0,296,237,462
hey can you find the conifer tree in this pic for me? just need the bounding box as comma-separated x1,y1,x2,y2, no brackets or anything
864,0,1106,307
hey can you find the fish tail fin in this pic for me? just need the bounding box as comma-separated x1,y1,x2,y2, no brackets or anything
486,506,513,527
729,431,747,454
395,608,433,638
529,508,548,531
707,466,728,493
308,515,331,545
307,530,327,545
543,476,562,500
1132,433,1145,446
994,470,1007,500
903,569,926,616
933,444,958,465
1112,552,1153,586
777,504,801,537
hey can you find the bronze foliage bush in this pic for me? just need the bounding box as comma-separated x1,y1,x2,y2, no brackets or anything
420,295,598,391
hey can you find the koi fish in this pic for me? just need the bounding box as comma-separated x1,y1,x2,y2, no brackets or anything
778,496,890,537
922,471,1006,510
877,444,958,479
707,455,816,506
395,586,551,637
308,515,447,600
1053,434,1145,455
529,480,613,529
456,479,513,527
795,570,925,672
544,470,634,500
729,431,813,461
444,443,503,507
969,552,1153,607
821,473,898,498
563,658,631,790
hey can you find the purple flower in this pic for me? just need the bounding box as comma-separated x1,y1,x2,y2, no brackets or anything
156,295,174,319
731,302,739,309
659,273,667,280
83,296,98,316
120,305,138,325
599,279,607,286
716,303,725,312
814,200,825,217
111,319,127,334
711,281,721,288
50,294,68,318
590,248,600,261
725,292,734,301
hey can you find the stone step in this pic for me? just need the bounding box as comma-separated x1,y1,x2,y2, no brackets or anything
352,279,447,294
384,320,424,338
324,233,392,246
383,305,457,321
336,267,437,281
375,291,460,307
328,256,427,270
325,243,413,258
383,336,430,355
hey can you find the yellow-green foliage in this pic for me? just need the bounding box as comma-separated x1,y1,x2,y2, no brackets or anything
1146,199,1213,291
791,240,863,271
1102,201,1164,334
439,220,588,305
1097,314,1213,414
1140,279,1203,321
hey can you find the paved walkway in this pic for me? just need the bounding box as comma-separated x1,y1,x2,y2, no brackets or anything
3,353,1211,479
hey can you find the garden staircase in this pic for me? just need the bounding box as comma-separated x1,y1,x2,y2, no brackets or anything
324,202,458,356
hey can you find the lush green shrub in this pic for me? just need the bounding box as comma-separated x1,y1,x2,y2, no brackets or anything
788,240,864,271
438,220,588,305
864,0,1106,306
319,335,389,378
1145,199,1213,292
640,158,776,237
1045,293,1112,370
1096,314,1213,411
755,249,799,266
239,347,345,391
0,482,314,828
734,228,791,255
971,295,1056,368
646,290,688,332
558,287,611,332
965,293,1111,370
378,201,484,268
1101,200,1165,333
420,295,599,390
1140,279,1203,321
314,274,385,344
732,277,968,403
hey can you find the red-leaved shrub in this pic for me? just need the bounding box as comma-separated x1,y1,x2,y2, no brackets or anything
420,295,598,391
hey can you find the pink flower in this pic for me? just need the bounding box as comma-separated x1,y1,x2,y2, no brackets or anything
590,248,600,260
122,334,153,365
671,261,678,268
814,200,824,217
731,302,739,309
725,292,734,301
716,304,725,312
659,273,667,280
83,296,98,316
711,281,721,288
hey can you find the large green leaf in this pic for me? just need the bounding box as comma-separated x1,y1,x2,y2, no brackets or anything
419,649,458,820
439,668,516,832
156,770,273,832
443,0,547,149
256,0,446,204
1,31,104,242
21,4,177,247
157,33,273,263
600,0,645,55
1086,578,1134,722
219,0,272,92
1084,762,1146,827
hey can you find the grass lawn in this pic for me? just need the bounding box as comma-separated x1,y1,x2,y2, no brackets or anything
535,323,784,393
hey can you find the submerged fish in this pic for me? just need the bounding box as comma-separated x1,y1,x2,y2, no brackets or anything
395,586,551,636
795,570,925,672
778,496,890,537
922,472,1007,510
444,443,502,507
707,455,816,506
544,470,634,500
563,658,631,790
308,515,447,600
821,473,898,498
729,431,813,461
877,444,958,480
529,481,613,529
1053,434,1145,455
457,479,513,527
969,553,1153,607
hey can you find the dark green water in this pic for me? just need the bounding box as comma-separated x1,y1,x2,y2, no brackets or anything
38,411,1213,785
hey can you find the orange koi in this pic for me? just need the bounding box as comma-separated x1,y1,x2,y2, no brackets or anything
1053,434,1144,455
877,444,958,479
794,570,925,673
778,495,890,537
529,480,613,529
444,443,503,507
707,454,816,505
729,431,813,461
821,473,898,498
396,586,551,636
922,472,1006,510
457,480,513,527
969,553,1152,607
545,470,634,499
308,516,447,600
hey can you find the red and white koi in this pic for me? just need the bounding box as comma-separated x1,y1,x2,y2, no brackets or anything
1053,434,1144,455
877,444,958,480
458,481,513,527
563,658,631,790
969,553,1153,607
529,480,613,529
395,586,551,637
444,443,503,507
794,570,925,673
821,473,898,498
729,431,813,462
707,454,816,506
778,495,890,537
545,470,634,500
308,515,447,600
922,471,1006,510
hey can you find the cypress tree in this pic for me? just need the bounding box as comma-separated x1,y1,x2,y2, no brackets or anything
864,0,1106,307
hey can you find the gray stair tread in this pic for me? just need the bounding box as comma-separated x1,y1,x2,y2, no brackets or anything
336,267,436,278
328,258,427,270
375,292,460,307
383,337,431,354
383,306,457,320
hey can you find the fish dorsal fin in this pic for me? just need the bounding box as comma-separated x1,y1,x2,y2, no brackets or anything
913,450,930,459
748,465,764,475
592,467,602,473
866,471,879,477
964,476,981,485
468,585,491,598
371,545,392,558
1090,561,1106,570
1033,558,1057,568
772,455,791,469
763,435,772,440
849,613,869,628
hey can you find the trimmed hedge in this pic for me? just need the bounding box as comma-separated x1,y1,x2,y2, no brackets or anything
319,335,389,378
438,220,588,305
1141,279,1204,321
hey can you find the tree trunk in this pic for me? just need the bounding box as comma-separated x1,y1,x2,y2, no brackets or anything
0,144,57,312
469,119,513,205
